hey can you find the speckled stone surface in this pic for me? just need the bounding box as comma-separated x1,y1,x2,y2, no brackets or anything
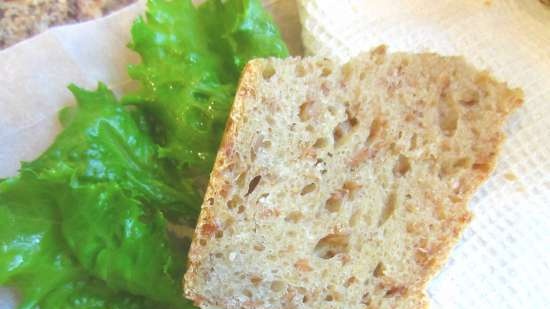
0,0,136,49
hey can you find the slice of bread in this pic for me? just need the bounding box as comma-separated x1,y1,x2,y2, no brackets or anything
184,46,523,309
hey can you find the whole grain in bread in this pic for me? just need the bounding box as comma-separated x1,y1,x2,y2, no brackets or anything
184,46,523,309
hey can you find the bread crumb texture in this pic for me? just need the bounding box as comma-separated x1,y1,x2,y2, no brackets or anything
184,46,523,309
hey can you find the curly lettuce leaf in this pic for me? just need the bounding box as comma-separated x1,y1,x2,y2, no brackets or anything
0,176,156,309
0,84,192,308
127,0,288,182
30,84,201,222
0,176,78,308
36,84,191,306
39,279,157,309
59,182,186,305
198,0,289,77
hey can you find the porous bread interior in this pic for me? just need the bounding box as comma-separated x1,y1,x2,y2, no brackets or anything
184,46,523,309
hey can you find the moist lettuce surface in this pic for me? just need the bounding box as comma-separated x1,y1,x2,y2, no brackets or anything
0,0,288,308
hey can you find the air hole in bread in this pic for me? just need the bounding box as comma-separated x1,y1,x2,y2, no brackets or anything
343,181,361,198
262,140,272,149
314,233,350,259
324,294,334,302
379,191,397,226
215,230,223,239
299,100,314,121
441,157,473,177
236,171,247,188
256,194,269,206
285,211,303,223
438,98,459,136
245,175,261,196
333,115,358,146
314,158,328,174
350,118,359,128
199,239,207,246
243,289,253,298
393,155,411,176
251,135,265,161
459,89,480,106
290,122,297,131
270,280,285,292
373,262,385,277
227,196,241,209
306,125,315,132
371,45,387,64
262,64,276,80
454,157,472,169
341,62,353,86
361,292,372,305
237,205,245,214
325,192,343,213
253,243,265,251
321,66,332,77
344,276,357,288
384,286,407,298
250,275,263,286
301,183,317,195
266,115,275,125
389,142,399,155
214,252,223,258
328,106,337,116
313,138,327,148
367,116,386,144
406,222,421,234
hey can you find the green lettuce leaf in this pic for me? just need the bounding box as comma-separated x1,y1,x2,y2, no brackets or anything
0,176,78,309
39,279,157,309
0,176,156,309
198,0,289,77
0,84,191,308
126,0,288,183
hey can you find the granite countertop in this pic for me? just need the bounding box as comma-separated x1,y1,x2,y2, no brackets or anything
2,0,549,50
0,0,136,49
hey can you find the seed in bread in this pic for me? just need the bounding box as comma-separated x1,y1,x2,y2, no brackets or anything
184,46,523,309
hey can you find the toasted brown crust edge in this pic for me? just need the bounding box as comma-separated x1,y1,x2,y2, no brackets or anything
184,60,264,307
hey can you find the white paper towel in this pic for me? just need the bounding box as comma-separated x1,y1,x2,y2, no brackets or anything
298,0,550,308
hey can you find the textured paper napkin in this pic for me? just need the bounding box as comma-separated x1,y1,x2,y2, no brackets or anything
0,0,302,307
298,0,550,308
